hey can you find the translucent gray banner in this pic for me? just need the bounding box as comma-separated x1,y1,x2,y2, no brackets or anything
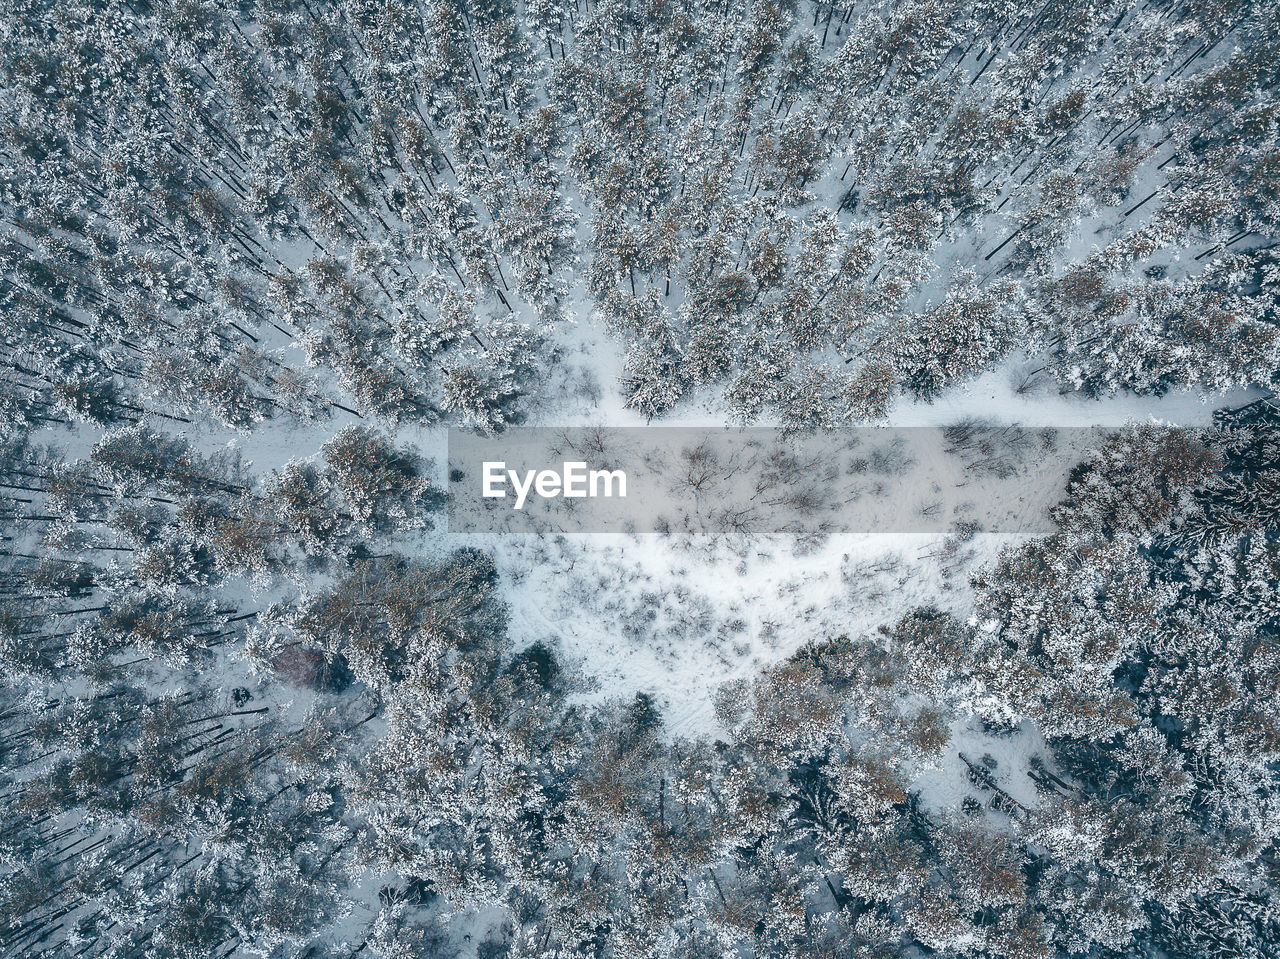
445,425,1162,538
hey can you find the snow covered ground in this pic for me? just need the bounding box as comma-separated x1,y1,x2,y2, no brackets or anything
418,292,1258,736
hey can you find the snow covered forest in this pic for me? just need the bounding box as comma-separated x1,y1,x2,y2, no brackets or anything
1,0,1279,955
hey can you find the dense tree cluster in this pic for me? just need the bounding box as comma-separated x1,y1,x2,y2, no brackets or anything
1,0,574,434
1,0,1277,428
564,0,1280,416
